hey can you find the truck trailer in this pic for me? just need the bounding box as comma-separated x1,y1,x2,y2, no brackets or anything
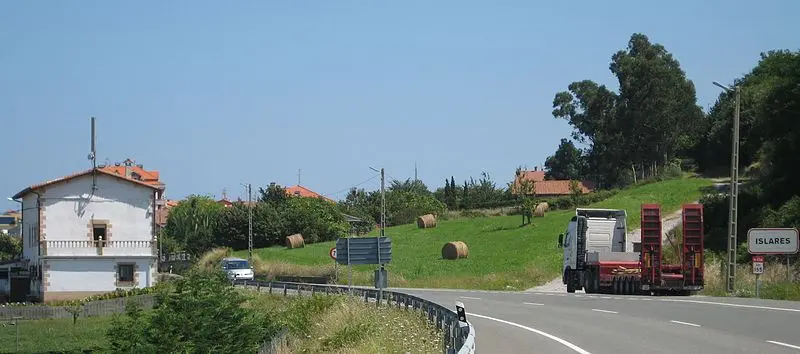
560,203,704,295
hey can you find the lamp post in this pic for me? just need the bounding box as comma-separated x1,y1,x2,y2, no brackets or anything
713,81,741,294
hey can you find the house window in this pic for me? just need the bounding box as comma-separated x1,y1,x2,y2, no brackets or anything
117,264,135,283
93,224,107,242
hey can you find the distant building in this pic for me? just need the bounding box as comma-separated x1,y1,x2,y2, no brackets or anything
511,167,594,198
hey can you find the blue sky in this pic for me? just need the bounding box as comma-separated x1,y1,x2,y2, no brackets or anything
2,0,798,210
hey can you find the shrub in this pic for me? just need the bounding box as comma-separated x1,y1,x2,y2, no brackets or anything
106,268,270,353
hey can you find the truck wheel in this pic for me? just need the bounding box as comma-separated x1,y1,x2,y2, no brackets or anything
566,270,576,293
624,277,632,295
612,277,618,294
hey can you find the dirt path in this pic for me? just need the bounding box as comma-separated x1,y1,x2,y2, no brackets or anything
526,205,693,293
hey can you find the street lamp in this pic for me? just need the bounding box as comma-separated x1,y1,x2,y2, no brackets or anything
713,81,741,294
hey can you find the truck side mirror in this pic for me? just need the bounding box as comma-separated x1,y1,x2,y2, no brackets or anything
558,234,564,248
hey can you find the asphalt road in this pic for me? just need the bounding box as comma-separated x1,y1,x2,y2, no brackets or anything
393,287,800,354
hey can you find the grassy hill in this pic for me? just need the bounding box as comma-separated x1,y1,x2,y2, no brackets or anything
239,177,713,290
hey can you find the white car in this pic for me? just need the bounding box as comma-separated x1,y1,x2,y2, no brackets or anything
220,257,255,281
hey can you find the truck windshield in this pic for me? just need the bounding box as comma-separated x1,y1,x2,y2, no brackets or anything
225,260,250,269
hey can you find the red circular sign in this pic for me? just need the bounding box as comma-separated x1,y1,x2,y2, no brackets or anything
329,247,337,260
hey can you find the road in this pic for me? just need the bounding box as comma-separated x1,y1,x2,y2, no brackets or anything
393,287,800,353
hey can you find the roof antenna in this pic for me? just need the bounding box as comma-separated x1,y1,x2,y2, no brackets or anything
88,117,98,191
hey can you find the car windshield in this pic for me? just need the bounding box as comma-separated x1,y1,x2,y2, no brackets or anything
224,260,250,270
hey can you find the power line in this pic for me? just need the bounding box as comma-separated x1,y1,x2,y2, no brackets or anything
323,174,381,199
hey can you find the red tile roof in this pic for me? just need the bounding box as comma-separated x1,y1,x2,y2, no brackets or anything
13,168,163,199
533,180,594,196
100,161,163,188
510,170,546,194
285,185,335,202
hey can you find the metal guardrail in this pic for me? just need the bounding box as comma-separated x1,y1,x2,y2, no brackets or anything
234,279,476,354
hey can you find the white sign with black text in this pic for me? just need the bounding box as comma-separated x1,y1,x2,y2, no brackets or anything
747,228,799,254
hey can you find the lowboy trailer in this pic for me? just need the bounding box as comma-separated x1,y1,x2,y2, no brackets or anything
560,203,704,295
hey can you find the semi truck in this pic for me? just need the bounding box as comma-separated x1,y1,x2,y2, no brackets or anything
560,203,704,295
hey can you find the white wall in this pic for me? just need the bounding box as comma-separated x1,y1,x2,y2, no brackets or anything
21,192,39,263
47,258,154,292
42,174,155,242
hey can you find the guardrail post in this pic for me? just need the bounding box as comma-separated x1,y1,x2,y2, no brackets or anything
283,283,287,296
269,281,273,294
257,282,261,292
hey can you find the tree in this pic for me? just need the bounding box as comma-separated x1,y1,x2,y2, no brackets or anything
259,183,289,205
106,268,269,353
551,33,703,187
512,167,537,225
388,178,431,196
0,234,21,260
162,195,224,255
544,139,587,180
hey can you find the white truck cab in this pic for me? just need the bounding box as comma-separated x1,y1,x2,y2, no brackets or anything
560,208,628,292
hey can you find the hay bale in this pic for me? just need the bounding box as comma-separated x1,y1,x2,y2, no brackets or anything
442,241,469,260
417,214,437,229
285,233,305,249
533,202,549,217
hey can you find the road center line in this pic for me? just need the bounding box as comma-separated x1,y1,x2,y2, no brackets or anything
670,320,701,327
767,340,800,350
660,299,800,313
524,302,545,306
470,313,591,354
591,309,618,314
459,296,482,300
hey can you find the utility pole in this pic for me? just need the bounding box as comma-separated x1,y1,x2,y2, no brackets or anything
713,81,741,294
381,167,385,236
242,183,253,262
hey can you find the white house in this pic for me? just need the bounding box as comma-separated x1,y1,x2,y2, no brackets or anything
11,168,163,302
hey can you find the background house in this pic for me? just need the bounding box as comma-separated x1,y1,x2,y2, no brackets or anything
511,167,594,198
11,167,163,302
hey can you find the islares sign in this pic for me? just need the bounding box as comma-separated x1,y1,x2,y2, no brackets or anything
747,228,799,254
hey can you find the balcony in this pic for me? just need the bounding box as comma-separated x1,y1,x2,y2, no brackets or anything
42,240,156,257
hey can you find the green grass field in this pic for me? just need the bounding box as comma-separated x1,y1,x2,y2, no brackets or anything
240,177,713,290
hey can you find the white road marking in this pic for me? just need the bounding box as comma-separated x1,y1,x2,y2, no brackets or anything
470,313,592,354
600,296,612,299
661,299,800,313
767,340,800,350
524,302,545,306
459,296,481,300
591,309,618,314
670,320,701,327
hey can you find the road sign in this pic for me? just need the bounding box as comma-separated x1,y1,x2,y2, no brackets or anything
329,247,337,260
752,255,764,275
747,228,799,254
335,237,392,265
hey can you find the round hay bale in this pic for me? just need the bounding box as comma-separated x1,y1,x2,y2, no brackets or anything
533,202,549,217
442,241,469,260
417,214,437,229
285,233,305,249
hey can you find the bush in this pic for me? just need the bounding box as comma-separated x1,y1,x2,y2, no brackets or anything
545,189,620,210
386,191,447,226
106,268,271,353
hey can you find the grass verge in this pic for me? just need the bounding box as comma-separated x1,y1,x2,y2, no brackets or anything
700,253,800,301
241,177,712,290
0,289,440,353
